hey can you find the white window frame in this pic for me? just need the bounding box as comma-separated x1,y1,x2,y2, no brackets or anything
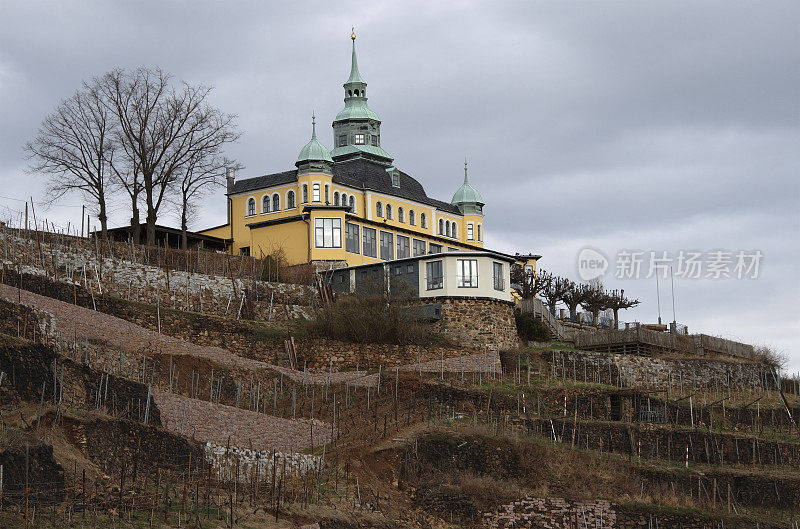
314,217,342,248
379,230,394,261
362,226,377,258
272,193,280,212
467,222,474,241
493,262,505,291
345,221,360,254
426,260,443,290
312,183,321,203
262,194,271,214
396,234,410,259
286,190,296,209
246,197,256,217
457,259,479,288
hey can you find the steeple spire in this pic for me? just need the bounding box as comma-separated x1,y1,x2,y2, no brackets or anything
311,111,317,140
464,158,469,184
347,28,365,85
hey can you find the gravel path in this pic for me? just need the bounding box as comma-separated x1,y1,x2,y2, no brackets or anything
1,282,500,389
153,390,332,452
0,283,267,370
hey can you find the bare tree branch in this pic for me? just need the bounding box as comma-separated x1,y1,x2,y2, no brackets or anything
25,85,117,237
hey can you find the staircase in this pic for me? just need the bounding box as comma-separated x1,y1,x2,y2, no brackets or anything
517,296,566,341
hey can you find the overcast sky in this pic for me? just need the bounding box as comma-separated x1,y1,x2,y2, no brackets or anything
1,1,798,368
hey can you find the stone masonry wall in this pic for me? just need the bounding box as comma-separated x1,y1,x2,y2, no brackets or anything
484,497,784,529
0,333,161,425
204,442,323,483
432,297,520,352
1,233,316,321
548,349,775,392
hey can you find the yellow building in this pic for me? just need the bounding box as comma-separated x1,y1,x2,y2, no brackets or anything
200,33,488,268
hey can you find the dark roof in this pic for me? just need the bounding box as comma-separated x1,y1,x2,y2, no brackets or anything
229,159,462,215
230,169,297,195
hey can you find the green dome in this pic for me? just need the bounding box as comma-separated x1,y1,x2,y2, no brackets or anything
334,102,380,122
451,161,484,207
296,116,333,165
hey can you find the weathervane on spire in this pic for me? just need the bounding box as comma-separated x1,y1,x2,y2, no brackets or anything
351,27,356,41
311,111,317,139
464,157,469,183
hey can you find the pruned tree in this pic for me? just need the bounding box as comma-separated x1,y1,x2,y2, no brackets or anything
98,67,240,246
560,281,588,321
26,84,116,238
511,265,550,299
580,282,611,326
606,288,640,330
539,274,570,316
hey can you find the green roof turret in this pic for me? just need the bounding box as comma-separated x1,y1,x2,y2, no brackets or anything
451,159,484,215
296,113,333,175
331,30,393,165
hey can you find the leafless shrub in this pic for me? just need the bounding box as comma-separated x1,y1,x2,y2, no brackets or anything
309,278,437,345
752,344,788,369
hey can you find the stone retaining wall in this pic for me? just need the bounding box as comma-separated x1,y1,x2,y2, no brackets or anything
484,496,783,528
1,233,316,321
432,297,520,352
204,442,323,483
548,349,775,392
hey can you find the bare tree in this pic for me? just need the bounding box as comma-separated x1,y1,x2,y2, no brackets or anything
98,67,240,246
606,289,640,330
580,282,611,326
511,265,550,299
174,156,241,249
560,281,588,321
110,144,144,241
539,274,570,316
26,84,116,238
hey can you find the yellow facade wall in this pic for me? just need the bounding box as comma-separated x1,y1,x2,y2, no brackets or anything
204,170,486,266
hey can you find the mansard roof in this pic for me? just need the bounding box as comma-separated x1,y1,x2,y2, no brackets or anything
229,158,462,215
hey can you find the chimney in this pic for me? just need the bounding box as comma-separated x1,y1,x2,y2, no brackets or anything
226,167,235,194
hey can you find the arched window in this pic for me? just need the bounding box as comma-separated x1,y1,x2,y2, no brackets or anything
272,194,280,211
438,218,444,235
376,202,383,217
452,224,457,239
247,198,256,216
262,195,270,213
421,213,427,229
302,184,308,203
446,221,451,238
312,183,320,202
287,190,296,209
386,204,392,220
334,191,340,206
349,195,355,211
409,210,415,225
398,207,404,223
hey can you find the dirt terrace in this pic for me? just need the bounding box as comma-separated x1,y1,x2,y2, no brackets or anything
153,390,332,452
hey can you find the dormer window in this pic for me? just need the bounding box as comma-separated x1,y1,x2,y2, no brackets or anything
391,172,399,188
371,135,377,146
354,134,365,145
339,134,347,147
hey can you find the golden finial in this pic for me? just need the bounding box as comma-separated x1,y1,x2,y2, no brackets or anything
351,27,356,41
